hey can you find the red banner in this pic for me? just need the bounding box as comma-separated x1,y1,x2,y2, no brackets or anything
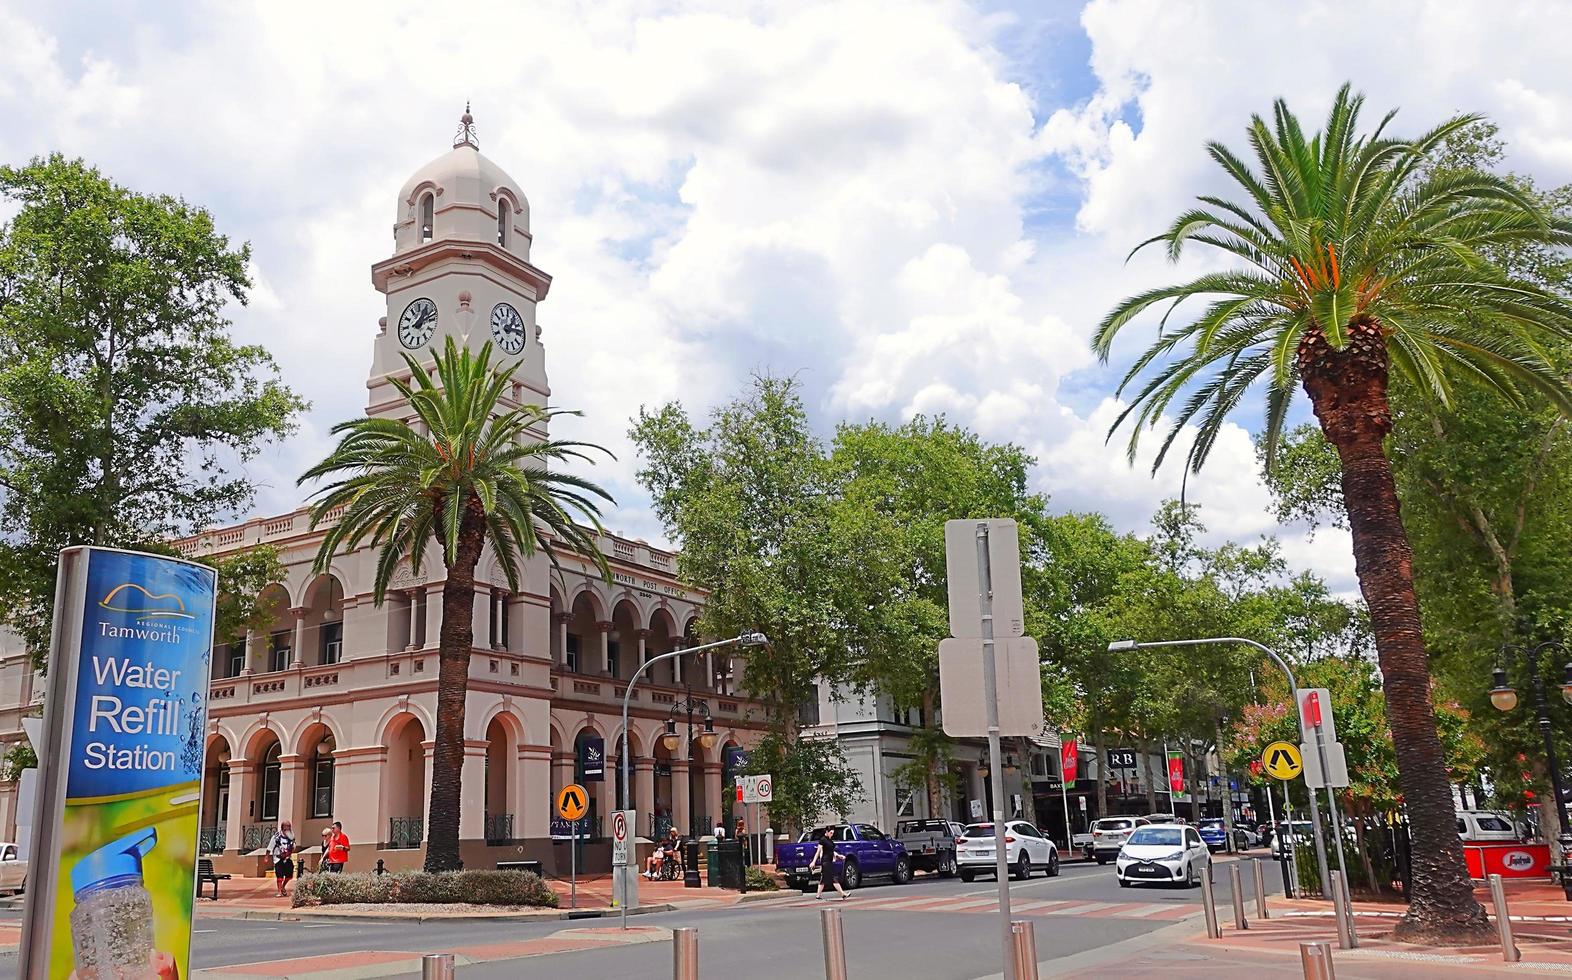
1060,739,1078,785
1168,753,1185,794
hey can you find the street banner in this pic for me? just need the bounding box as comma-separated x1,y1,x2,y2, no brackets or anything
580,735,605,782
21,546,218,980
1166,749,1190,803
1060,739,1078,788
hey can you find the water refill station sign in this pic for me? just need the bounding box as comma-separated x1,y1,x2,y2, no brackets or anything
21,547,218,980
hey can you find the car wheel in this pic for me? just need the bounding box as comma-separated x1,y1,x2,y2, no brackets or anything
959,869,975,883
1186,859,1202,888
1118,876,1132,888
1014,853,1031,880
1047,851,1060,877
843,860,861,890
892,856,912,885
1094,854,1108,865
939,853,957,878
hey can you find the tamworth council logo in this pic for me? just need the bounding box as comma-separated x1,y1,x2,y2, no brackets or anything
97,582,195,644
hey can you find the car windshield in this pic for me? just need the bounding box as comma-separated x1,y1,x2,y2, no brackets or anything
1094,819,1133,831
1474,815,1514,832
808,826,845,841
1198,819,1224,829
963,824,998,838
1127,827,1183,846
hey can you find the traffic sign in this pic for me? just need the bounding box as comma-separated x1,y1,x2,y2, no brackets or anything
741,774,773,804
1301,740,1350,789
938,635,1043,737
1297,688,1338,742
944,519,1025,638
556,783,589,821
1262,741,1303,780
611,809,633,867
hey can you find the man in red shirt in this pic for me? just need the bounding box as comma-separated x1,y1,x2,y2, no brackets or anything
325,821,351,872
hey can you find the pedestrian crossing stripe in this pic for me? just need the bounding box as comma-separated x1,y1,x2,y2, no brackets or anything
776,897,1193,922
1261,740,1303,780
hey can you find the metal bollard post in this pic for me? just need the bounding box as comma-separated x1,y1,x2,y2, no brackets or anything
1199,865,1222,939
1489,873,1521,963
421,953,455,980
1010,920,1040,980
1299,941,1335,979
1252,858,1270,919
1329,871,1353,950
821,907,848,980
1229,863,1249,930
673,927,699,980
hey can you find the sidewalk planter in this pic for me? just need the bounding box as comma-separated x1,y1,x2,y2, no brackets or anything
292,869,559,908
1463,842,1550,880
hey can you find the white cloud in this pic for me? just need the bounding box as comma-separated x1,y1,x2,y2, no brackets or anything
3,0,1567,597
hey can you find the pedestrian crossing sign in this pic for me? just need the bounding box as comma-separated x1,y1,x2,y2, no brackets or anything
1261,741,1303,780
557,783,589,821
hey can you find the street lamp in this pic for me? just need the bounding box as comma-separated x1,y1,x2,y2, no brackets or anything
660,700,718,753
617,630,768,928
1491,641,1572,899
1109,636,1335,899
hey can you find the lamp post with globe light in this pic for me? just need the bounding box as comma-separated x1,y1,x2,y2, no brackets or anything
1490,641,1572,899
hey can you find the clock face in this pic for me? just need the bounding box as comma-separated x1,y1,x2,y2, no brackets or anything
490,302,526,355
398,297,438,349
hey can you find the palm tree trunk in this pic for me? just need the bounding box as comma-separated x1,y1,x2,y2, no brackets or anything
1302,325,1491,941
425,504,486,873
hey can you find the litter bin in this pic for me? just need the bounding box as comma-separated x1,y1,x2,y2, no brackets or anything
706,840,747,891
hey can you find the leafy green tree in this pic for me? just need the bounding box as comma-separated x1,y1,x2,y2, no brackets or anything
744,731,864,832
0,155,304,664
1095,85,1572,941
302,338,613,872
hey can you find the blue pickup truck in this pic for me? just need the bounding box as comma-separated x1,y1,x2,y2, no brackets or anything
775,823,913,890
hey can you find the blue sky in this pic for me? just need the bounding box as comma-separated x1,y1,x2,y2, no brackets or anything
5,0,1572,595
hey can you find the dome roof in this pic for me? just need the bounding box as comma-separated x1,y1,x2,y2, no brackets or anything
392,106,531,258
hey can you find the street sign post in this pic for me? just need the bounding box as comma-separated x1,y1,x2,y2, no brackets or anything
1297,689,1351,888
611,809,633,869
942,519,1033,980
557,784,588,908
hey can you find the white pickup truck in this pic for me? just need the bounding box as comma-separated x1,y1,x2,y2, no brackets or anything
895,818,965,877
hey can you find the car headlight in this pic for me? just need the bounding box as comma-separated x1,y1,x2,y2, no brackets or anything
1158,850,1184,862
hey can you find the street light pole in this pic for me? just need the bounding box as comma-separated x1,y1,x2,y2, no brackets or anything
1492,642,1572,900
1109,636,1334,898
618,631,767,929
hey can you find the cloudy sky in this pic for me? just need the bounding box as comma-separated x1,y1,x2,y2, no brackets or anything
5,0,1571,594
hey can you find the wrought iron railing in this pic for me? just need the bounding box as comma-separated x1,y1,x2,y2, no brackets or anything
653,812,674,840
388,816,424,849
689,813,711,839
198,824,227,854
485,813,514,845
241,823,272,853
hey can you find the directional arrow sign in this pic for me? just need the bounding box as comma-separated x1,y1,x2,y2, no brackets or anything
1261,740,1303,780
557,783,589,821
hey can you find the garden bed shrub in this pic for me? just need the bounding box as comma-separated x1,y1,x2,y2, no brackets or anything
745,866,779,891
291,869,557,908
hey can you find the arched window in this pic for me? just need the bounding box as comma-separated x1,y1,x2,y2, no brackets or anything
420,193,434,241
311,735,336,818
496,204,508,247
260,742,282,821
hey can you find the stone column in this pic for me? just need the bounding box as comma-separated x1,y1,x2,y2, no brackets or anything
460,738,488,841
242,631,258,676
672,758,691,837
635,757,656,837
672,641,684,686
703,651,714,691
421,741,436,841
553,613,571,667
595,621,613,676
401,591,419,652
224,761,253,853
290,608,308,668
277,753,308,830
424,586,443,650
636,630,649,672
520,744,551,840
332,746,385,855
703,762,723,835
552,754,573,799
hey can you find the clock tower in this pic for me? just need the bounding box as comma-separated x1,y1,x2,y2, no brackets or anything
368,106,552,420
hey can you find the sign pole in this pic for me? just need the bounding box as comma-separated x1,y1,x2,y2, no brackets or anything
1313,716,1350,884
571,817,578,910
1282,783,1299,898
976,522,1015,980
1059,764,1072,852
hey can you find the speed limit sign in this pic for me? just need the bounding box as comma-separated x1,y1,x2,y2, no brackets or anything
742,774,774,804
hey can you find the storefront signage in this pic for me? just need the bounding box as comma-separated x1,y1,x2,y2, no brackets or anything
21,547,217,980
579,736,605,783
1166,749,1190,803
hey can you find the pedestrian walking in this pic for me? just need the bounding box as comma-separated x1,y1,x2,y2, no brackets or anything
267,820,296,897
713,820,726,840
808,826,848,900
324,821,351,872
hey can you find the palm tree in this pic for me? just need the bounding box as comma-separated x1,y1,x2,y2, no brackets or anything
301,337,613,872
1095,85,1572,942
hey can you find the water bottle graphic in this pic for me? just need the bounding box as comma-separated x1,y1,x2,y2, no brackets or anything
69,827,158,979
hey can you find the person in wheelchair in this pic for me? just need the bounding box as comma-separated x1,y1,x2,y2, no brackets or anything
644,828,687,879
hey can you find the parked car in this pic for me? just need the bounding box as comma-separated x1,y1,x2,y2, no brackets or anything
1089,816,1150,864
895,818,966,877
1268,820,1315,859
1457,810,1523,843
1196,818,1252,852
1115,824,1210,888
775,824,912,890
1145,813,1183,825
0,843,25,895
956,820,1060,881
1072,830,1095,856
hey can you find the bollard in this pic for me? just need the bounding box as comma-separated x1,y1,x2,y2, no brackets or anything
1329,871,1353,950
1229,863,1249,930
1489,873,1521,963
820,907,848,980
1199,864,1222,939
1252,858,1270,920
375,858,386,877
421,953,455,980
673,927,699,980
1010,920,1040,980
1299,941,1335,980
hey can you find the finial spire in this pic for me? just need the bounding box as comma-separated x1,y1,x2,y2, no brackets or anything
453,101,479,150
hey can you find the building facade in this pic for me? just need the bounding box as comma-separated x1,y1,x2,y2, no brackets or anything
0,111,771,873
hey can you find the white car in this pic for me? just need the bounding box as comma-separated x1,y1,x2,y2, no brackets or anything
1457,810,1523,843
956,820,1060,881
1115,824,1210,888
0,842,26,895
1090,815,1150,864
